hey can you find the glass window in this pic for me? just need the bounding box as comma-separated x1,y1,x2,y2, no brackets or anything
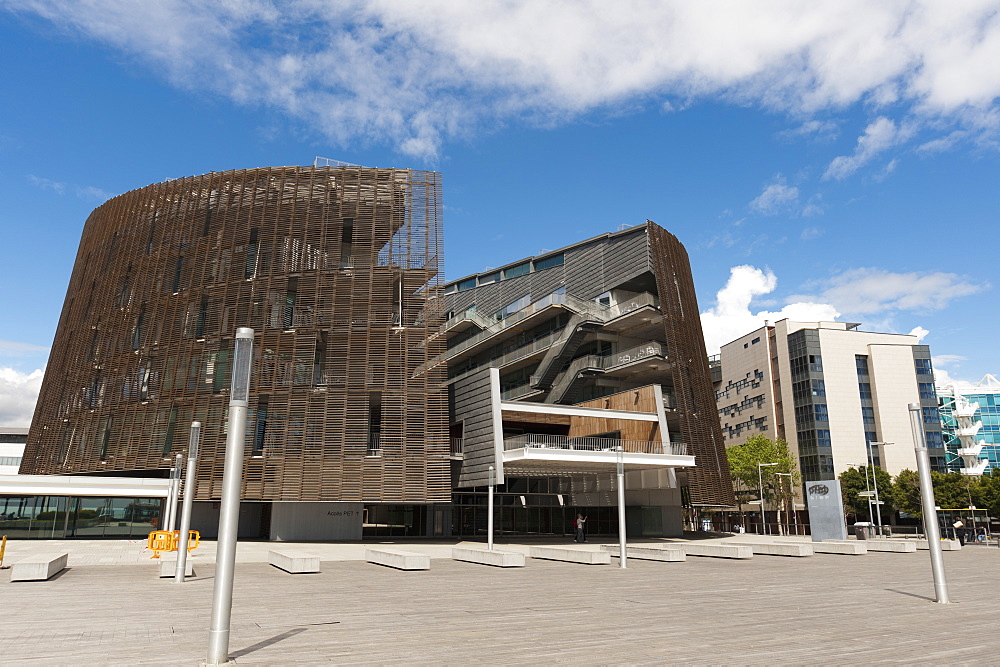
478,271,501,285
814,404,829,421
861,406,875,424
456,277,477,292
811,379,826,397
918,382,936,400
502,262,530,279
858,382,872,399
534,254,564,271
856,355,870,376
923,406,940,424
915,358,933,375
493,294,531,321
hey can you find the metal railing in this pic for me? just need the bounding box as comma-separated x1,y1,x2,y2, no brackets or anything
442,292,661,362
450,438,464,456
449,330,563,383
503,434,688,456
540,341,668,397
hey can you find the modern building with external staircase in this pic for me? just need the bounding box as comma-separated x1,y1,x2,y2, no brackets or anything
434,222,734,537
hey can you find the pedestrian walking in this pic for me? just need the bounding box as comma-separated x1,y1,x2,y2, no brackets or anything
574,513,587,542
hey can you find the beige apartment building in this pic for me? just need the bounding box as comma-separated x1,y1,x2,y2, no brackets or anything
715,320,945,481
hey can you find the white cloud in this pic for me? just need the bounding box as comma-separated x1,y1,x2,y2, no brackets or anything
795,268,987,315
700,265,839,353
749,176,799,215
0,340,50,357
27,174,65,194
907,326,929,343
823,117,913,180
0,367,43,427
777,119,839,141
27,175,113,201
8,1,1000,158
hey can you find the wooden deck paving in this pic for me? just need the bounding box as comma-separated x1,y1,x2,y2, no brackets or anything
1,539,995,664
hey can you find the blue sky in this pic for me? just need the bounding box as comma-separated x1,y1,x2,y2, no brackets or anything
1,1,999,424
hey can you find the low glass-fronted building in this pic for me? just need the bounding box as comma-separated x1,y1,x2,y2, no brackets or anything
0,475,169,539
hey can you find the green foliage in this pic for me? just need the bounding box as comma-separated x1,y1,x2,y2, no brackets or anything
891,469,922,518
891,469,984,520
930,471,974,510
726,435,800,504
971,470,1000,518
839,466,895,520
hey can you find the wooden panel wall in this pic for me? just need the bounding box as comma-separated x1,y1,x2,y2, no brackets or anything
570,385,660,443
23,166,450,503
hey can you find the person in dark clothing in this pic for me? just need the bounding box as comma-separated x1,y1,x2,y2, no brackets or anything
574,513,587,542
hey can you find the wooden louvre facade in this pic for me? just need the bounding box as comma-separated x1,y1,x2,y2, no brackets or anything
23,165,451,503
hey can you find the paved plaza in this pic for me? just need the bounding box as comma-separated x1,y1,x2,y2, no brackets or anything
1,535,997,665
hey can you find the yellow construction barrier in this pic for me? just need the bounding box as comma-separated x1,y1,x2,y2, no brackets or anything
147,530,175,559
147,530,201,558
0,535,7,569
172,530,201,552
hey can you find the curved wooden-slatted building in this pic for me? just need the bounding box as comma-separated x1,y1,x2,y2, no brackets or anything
23,166,450,516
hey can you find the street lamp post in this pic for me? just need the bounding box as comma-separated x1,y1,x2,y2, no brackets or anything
757,462,778,535
617,446,627,569
908,402,950,604
487,465,494,551
869,442,893,535
174,421,200,583
776,472,792,536
207,327,255,665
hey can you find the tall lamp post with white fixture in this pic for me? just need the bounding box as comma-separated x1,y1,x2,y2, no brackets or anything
757,462,778,534
868,441,893,535
775,472,792,535
206,327,255,665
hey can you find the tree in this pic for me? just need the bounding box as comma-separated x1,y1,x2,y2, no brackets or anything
839,466,895,522
891,469,978,521
892,469,922,518
726,435,800,532
971,470,1000,519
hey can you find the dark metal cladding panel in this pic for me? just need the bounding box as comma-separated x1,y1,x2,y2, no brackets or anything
452,368,498,488
445,226,650,313
648,223,735,506
23,166,450,503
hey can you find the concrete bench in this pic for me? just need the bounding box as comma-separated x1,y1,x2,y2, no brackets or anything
680,543,753,559
912,539,962,551
807,541,867,555
724,542,813,557
601,545,686,562
529,546,611,565
365,548,430,571
829,539,916,553
452,547,525,567
268,550,321,574
158,557,195,577
10,553,68,582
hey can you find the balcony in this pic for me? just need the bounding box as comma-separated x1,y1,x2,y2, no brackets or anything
501,433,694,474
450,438,464,459
960,459,989,476
957,420,983,437
958,442,984,457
